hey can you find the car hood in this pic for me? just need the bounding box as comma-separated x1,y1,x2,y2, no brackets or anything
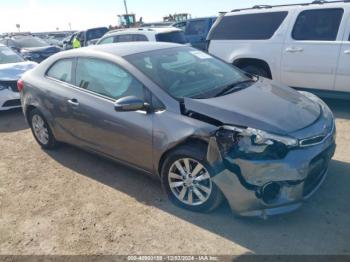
21,46,61,53
0,61,37,81
184,78,321,135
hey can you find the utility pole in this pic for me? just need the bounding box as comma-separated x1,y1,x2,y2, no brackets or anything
123,0,128,14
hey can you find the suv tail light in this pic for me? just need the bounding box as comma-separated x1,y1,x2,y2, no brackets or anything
17,79,24,92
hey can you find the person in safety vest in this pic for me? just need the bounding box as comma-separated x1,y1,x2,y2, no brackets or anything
73,33,82,49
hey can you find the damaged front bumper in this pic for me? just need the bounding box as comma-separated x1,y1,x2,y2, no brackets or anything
207,122,336,218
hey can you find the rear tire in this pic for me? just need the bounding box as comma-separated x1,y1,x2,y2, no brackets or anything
29,109,58,150
161,145,223,213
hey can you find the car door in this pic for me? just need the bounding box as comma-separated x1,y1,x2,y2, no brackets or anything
185,19,211,50
281,8,344,91
45,58,79,144
67,57,153,171
335,10,350,92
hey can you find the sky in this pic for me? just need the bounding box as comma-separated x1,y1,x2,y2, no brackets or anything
0,0,312,33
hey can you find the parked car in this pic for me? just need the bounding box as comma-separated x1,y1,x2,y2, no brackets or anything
173,17,217,51
0,44,36,110
19,42,336,217
0,35,61,63
208,1,350,99
97,27,187,45
142,22,174,27
63,27,109,50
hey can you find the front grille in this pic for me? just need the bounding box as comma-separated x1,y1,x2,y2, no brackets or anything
0,80,18,92
303,145,335,197
2,99,21,107
300,135,325,146
299,122,335,147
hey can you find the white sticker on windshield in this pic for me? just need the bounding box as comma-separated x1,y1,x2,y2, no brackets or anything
190,51,212,59
1,50,16,56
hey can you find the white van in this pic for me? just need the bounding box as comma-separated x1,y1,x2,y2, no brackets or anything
208,1,350,99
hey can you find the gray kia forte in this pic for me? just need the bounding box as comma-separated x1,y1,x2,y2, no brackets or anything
19,42,336,218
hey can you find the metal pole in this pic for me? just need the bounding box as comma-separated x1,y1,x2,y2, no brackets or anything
124,0,128,14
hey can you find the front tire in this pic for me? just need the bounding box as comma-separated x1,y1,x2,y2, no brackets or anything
29,109,58,150
161,145,223,213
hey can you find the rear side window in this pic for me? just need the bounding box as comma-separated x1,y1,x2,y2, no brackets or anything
156,31,187,44
208,12,288,40
75,58,144,100
47,59,73,83
133,34,148,41
185,20,208,35
116,34,134,42
99,36,114,45
292,9,344,41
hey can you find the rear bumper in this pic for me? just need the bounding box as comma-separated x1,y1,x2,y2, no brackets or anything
211,127,336,218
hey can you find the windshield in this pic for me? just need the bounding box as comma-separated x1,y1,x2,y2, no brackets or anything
14,37,48,48
125,47,251,99
156,31,187,44
0,46,25,64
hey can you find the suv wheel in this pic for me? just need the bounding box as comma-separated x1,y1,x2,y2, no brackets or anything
29,109,58,149
161,146,223,213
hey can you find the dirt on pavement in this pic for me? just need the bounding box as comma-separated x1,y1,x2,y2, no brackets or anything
0,99,349,255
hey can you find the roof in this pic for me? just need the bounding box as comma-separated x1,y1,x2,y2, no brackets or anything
228,0,350,14
67,42,183,57
106,27,181,36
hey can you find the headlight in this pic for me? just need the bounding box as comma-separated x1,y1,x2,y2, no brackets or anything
219,125,298,146
215,125,298,160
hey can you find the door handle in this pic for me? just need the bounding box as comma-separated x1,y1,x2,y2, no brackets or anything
344,50,350,55
67,98,79,107
285,47,304,53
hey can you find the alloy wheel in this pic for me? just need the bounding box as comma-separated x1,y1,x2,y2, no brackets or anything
168,158,212,206
32,114,49,145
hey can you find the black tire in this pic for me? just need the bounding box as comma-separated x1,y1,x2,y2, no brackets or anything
242,65,270,79
29,109,58,150
161,145,224,213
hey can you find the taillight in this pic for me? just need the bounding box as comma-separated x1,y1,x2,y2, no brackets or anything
17,79,24,92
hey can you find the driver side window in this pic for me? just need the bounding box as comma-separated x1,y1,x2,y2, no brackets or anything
75,58,144,100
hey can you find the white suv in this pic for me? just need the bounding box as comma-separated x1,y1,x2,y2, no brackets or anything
97,27,187,45
208,1,350,98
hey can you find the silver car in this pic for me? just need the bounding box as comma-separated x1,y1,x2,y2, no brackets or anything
0,44,37,110
20,42,336,218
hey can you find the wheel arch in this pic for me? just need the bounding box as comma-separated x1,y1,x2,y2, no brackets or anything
233,58,272,79
157,136,209,177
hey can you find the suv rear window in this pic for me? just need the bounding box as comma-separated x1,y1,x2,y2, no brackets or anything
208,12,288,40
292,9,344,41
156,31,187,44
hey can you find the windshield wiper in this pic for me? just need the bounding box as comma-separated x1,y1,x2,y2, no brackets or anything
214,79,255,97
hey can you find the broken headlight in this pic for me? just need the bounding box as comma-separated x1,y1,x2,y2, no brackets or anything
215,126,298,160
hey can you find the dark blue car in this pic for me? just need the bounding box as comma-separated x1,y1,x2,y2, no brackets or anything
174,17,217,51
0,35,61,63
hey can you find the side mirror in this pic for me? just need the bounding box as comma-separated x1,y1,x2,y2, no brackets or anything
114,96,150,112
63,40,67,44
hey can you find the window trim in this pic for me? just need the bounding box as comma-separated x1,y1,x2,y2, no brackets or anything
291,8,344,42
